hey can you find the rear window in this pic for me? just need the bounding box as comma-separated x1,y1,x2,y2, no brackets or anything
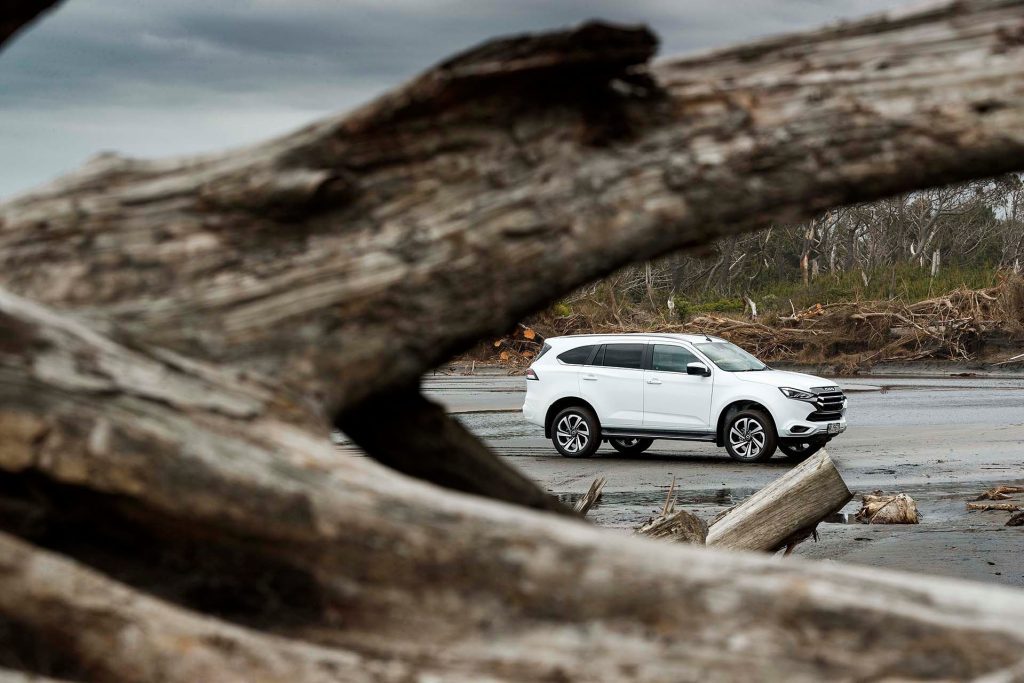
557,345,596,365
598,343,645,370
536,342,552,360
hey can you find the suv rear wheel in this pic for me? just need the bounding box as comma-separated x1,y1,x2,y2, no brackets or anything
724,409,777,462
778,438,824,462
552,406,600,458
609,437,653,455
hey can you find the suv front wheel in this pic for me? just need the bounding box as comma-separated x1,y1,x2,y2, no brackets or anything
552,406,600,458
724,409,777,462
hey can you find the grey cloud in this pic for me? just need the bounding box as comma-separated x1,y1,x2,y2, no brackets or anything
1,0,903,197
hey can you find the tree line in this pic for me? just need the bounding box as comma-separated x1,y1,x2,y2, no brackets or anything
585,174,1024,316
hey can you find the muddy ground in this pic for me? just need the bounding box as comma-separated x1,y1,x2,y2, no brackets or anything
337,372,1024,587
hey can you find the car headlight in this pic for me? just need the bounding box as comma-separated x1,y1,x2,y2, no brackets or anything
779,387,816,401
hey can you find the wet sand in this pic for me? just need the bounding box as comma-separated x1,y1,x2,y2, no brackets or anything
340,373,1024,586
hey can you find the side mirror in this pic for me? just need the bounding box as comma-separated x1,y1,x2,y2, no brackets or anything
686,362,711,377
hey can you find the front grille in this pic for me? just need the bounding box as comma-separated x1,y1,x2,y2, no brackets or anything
807,386,846,421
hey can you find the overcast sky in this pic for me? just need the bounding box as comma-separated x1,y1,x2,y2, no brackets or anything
0,0,904,198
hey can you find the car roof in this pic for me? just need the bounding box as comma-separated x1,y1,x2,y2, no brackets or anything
544,332,726,346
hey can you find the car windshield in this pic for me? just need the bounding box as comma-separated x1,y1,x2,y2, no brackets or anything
694,341,767,372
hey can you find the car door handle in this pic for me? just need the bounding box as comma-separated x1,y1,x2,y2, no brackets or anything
582,374,598,381
646,378,662,385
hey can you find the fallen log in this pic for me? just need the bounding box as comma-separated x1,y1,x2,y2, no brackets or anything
706,450,852,552
0,1,62,50
974,485,1024,501
968,502,1023,512
2,1,1024,680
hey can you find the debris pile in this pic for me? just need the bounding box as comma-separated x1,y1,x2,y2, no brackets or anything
680,280,1024,370
856,492,920,524
973,485,1024,501
475,276,1024,374
635,479,708,545
967,484,1024,517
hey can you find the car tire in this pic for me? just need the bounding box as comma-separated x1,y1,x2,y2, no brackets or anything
552,406,600,458
609,437,653,455
778,439,824,462
724,409,777,462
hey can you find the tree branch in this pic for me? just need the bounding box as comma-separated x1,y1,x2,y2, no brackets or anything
0,1,63,51
2,1,1023,419
3,3,1024,679
335,389,573,515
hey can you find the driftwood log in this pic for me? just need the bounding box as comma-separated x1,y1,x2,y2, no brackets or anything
706,450,852,551
3,1,1024,680
857,492,922,524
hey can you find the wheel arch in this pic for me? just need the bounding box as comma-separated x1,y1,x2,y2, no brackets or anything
715,400,776,446
545,397,600,439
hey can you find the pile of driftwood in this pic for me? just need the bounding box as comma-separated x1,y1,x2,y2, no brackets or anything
968,485,1024,525
628,451,853,555
496,277,1024,373
687,279,1024,368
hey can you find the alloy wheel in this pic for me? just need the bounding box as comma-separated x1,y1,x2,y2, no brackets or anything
555,413,590,454
728,417,766,459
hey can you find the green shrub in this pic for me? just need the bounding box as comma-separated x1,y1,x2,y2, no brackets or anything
552,302,572,317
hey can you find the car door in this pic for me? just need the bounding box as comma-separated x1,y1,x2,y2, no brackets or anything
579,343,645,427
642,343,714,430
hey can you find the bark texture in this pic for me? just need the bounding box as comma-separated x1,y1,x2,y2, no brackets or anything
3,1,1024,680
3,3,1024,418
706,450,852,551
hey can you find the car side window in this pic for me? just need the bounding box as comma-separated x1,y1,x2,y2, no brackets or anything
556,345,596,365
651,344,699,373
599,343,644,370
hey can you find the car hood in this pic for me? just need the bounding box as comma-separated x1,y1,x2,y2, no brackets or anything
732,369,837,392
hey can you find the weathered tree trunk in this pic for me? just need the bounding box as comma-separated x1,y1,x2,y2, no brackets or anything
3,1,1024,680
0,1,62,49
706,450,852,551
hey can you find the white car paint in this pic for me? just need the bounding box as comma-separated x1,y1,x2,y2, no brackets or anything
522,333,847,458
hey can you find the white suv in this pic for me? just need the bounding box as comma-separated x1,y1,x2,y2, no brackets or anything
522,333,846,462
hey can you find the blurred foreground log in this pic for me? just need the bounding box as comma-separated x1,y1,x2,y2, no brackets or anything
3,0,1024,680
706,450,852,551
0,1,62,49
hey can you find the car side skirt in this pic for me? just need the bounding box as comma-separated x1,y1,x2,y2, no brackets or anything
601,428,717,442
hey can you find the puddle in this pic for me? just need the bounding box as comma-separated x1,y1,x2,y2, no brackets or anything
556,487,758,512
824,512,860,524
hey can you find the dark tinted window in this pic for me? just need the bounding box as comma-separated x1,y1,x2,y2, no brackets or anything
599,343,644,369
536,342,552,360
557,345,596,365
651,344,698,373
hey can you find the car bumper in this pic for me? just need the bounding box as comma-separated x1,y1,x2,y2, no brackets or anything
522,396,544,427
775,399,847,438
778,418,847,438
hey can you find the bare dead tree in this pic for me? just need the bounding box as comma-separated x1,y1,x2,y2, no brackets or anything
2,2,1024,680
